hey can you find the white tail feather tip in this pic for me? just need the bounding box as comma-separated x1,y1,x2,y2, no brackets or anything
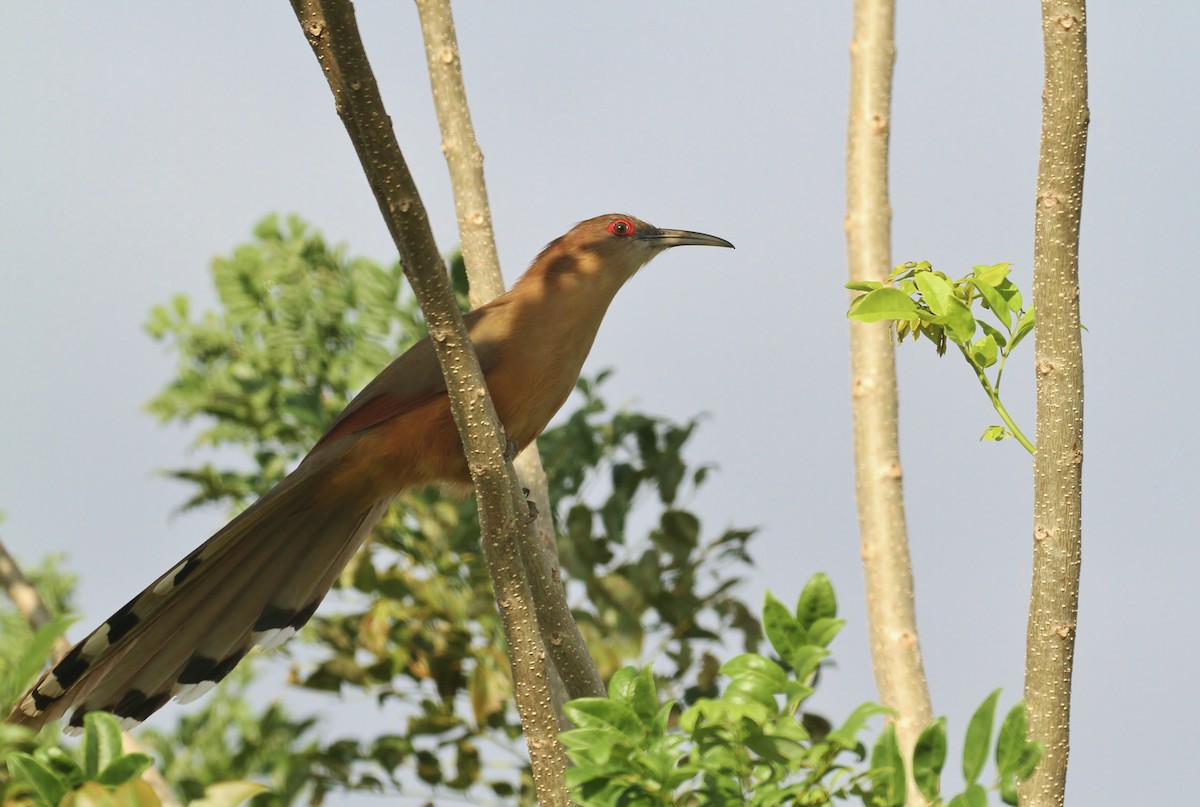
153,560,190,595
252,626,297,652
172,680,217,705
19,695,39,717
81,623,112,657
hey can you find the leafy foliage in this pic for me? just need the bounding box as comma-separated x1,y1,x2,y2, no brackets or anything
562,576,1042,807
140,215,760,802
135,667,322,807
2,712,263,807
846,262,1035,453
563,576,891,806
909,692,1044,806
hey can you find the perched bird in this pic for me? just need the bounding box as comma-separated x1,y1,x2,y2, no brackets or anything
9,213,733,733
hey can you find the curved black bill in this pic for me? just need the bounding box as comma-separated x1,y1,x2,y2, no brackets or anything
637,228,735,249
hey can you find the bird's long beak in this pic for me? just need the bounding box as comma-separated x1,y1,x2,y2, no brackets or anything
638,228,735,249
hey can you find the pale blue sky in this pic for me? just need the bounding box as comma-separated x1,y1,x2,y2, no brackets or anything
2,3,1195,804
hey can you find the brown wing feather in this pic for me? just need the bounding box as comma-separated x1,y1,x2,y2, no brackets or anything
315,302,509,450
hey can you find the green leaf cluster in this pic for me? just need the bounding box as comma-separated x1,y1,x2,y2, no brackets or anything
3,712,263,807
847,262,1035,452
562,576,898,806
561,576,1043,807
909,691,1044,806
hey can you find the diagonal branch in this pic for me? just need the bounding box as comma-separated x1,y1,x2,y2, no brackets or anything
844,1,934,803
286,2,569,803
0,540,70,660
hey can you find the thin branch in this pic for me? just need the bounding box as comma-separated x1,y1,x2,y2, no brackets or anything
956,344,1036,454
286,2,568,803
1021,2,1088,805
412,0,603,708
844,1,934,803
0,540,70,660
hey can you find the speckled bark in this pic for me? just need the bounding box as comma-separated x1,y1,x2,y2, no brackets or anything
845,1,933,804
1021,3,1088,805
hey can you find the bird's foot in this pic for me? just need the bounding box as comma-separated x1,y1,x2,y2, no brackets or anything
522,487,538,523
503,434,519,462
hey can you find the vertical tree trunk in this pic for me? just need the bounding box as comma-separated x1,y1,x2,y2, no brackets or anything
1022,2,1088,805
844,2,934,804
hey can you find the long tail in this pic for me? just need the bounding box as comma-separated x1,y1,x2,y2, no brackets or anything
8,457,390,733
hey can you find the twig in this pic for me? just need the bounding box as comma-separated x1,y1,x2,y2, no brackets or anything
0,540,70,660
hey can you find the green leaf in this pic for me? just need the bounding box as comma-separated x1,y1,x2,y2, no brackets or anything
190,781,270,807
980,425,1010,442
84,712,124,779
969,334,999,369
1011,306,1035,350
846,288,920,322
97,754,155,786
995,702,1028,777
806,617,845,648
795,573,837,628
720,653,788,684
971,262,1012,288
828,702,888,748
997,278,1024,312
869,723,906,807
1000,771,1020,805
915,271,976,343
913,718,947,801
846,280,884,292
763,592,807,663
607,666,638,701
978,320,1008,348
967,278,1012,330
947,783,989,807
8,752,68,807
559,726,628,757
628,667,660,727
564,698,645,740
963,689,1001,784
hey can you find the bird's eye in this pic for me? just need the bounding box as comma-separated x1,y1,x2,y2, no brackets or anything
606,218,634,237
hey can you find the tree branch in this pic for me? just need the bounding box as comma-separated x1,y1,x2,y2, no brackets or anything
1022,2,1088,805
412,0,603,709
844,1,934,802
286,2,568,802
0,540,70,660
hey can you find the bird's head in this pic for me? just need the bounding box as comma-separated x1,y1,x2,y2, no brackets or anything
526,213,734,292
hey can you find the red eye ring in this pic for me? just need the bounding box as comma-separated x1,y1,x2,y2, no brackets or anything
606,218,635,237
